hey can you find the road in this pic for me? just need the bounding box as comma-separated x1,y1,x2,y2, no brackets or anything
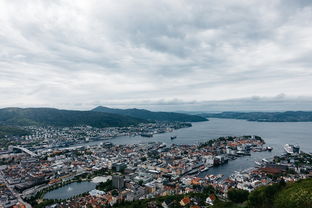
0,170,32,208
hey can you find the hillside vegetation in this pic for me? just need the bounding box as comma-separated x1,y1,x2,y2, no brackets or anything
92,106,208,122
111,179,312,208
0,125,29,137
198,111,312,122
0,108,146,128
224,178,312,208
271,178,312,208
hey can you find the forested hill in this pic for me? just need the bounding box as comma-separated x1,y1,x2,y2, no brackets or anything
92,106,208,122
197,111,312,122
0,126,29,137
113,178,312,208
0,108,146,128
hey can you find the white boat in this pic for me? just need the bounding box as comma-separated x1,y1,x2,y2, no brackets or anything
200,167,210,173
255,161,262,166
262,158,269,163
284,144,300,154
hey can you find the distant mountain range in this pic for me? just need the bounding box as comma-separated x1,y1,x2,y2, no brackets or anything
198,111,312,122
0,107,146,128
92,106,208,122
0,107,207,128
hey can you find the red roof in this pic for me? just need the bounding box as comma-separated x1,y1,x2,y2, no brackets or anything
181,197,191,205
209,194,216,201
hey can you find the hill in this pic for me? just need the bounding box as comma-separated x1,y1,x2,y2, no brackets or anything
273,178,312,208
198,111,312,122
0,125,30,137
0,108,146,128
248,178,312,208
92,106,208,122
112,179,312,208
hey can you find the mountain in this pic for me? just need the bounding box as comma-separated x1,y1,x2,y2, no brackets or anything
198,111,312,122
0,108,146,128
92,106,208,122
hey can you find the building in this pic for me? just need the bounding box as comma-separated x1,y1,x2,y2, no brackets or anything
112,163,127,172
180,197,191,206
112,175,124,190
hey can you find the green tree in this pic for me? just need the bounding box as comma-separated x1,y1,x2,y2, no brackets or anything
138,180,144,186
112,189,119,197
274,179,312,208
248,182,285,208
227,188,249,203
96,180,113,192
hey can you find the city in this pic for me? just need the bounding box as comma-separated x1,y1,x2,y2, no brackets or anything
1,124,311,208
1,0,312,208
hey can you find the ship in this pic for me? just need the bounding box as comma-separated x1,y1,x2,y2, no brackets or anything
262,158,269,163
284,144,300,154
141,133,153,137
255,161,262,166
199,166,210,173
170,136,177,140
187,169,199,175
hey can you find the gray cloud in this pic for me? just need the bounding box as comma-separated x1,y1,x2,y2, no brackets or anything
0,0,312,111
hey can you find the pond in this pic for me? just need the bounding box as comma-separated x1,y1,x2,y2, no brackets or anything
43,182,96,200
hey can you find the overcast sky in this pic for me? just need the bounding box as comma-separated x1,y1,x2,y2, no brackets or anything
1,0,312,111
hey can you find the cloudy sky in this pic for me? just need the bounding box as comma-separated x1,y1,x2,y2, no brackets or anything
1,0,312,111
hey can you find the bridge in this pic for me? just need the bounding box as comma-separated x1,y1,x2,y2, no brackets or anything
9,146,37,157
